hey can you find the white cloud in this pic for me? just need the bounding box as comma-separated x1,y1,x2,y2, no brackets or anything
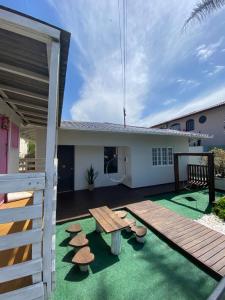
196,38,223,61
177,78,200,88
140,84,225,126
207,65,225,76
47,0,225,126
163,98,177,106
47,0,207,124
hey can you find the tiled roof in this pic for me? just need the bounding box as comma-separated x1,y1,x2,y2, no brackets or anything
61,121,211,139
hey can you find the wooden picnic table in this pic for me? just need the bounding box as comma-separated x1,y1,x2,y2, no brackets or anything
89,206,128,255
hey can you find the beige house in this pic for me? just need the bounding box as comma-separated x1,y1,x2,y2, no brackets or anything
152,102,225,149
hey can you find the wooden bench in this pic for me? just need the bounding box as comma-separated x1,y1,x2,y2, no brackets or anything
69,232,89,250
131,225,147,243
72,246,95,272
114,210,127,219
66,223,82,237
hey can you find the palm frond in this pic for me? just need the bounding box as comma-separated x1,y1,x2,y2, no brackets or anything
184,0,225,28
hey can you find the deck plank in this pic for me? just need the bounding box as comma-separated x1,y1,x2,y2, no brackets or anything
127,200,225,278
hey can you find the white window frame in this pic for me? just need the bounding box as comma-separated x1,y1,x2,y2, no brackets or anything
152,147,173,167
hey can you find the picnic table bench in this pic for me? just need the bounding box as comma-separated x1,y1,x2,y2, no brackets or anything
89,206,128,255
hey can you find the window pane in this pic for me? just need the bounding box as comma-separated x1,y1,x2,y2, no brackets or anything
162,148,167,165
186,119,194,131
104,147,118,173
168,148,173,165
152,148,157,166
157,148,161,165
170,123,181,131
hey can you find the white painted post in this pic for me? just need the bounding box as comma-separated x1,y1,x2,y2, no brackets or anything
32,190,43,284
43,40,60,298
111,231,122,255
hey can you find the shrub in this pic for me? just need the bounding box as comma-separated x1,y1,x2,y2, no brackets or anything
211,148,225,178
213,197,225,220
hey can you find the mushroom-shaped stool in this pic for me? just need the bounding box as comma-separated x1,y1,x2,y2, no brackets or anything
69,232,89,251
114,210,128,219
132,225,147,243
66,223,82,238
72,246,95,272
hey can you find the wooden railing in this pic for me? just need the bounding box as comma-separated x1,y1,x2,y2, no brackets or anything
0,173,45,300
187,164,209,185
19,158,45,173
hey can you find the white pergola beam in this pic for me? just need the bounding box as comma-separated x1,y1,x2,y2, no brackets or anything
0,83,48,101
0,89,29,124
0,62,49,83
25,116,47,124
19,110,47,119
1,97,48,112
0,9,60,44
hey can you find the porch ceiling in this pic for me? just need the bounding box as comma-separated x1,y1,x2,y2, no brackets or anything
0,6,70,127
0,27,49,126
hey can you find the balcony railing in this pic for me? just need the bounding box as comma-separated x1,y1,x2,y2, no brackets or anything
19,158,45,173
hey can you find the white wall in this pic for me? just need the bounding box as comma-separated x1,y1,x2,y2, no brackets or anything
189,146,205,165
58,129,189,190
35,128,47,159
34,128,189,190
130,135,188,188
0,101,21,173
19,138,28,158
74,146,128,190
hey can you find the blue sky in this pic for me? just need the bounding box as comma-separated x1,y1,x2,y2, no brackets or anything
1,0,225,126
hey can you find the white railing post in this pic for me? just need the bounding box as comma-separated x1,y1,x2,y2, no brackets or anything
43,40,60,298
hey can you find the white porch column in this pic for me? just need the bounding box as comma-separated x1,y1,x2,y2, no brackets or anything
43,40,60,298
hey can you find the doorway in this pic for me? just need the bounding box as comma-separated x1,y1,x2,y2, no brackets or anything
57,145,74,193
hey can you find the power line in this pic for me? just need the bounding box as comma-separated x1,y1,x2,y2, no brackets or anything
118,0,127,127
123,0,127,127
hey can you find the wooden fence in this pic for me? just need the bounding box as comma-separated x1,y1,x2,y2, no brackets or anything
0,173,45,300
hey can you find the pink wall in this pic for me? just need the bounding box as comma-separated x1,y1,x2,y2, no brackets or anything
0,116,9,203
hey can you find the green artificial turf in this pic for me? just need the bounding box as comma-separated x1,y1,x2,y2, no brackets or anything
147,189,225,220
53,212,218,300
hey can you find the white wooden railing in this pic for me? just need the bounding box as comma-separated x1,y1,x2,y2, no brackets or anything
0,173,46,300
19,158,45,173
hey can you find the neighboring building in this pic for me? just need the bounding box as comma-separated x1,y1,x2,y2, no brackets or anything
151,102,225,149
33,121,209,192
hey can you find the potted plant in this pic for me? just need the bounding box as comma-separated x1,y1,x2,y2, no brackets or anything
86,165,98,191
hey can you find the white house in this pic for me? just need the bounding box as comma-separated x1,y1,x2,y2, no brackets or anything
33,121,210,192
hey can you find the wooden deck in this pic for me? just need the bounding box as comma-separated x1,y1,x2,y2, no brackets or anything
56,183,175,222
127,200,225,278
